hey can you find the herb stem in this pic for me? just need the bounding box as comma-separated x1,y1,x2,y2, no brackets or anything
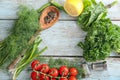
37,3,51,13
15,47,47,71
106,0,118,8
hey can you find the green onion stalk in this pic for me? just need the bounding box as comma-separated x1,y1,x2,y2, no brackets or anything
13,38,47,80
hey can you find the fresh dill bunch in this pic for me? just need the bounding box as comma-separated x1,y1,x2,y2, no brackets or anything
49,58,70,68
0,5,40,68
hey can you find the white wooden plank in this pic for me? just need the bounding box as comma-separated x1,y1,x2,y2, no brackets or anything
98,0,120,20
0,20,120,56
0,0,120,20
0,70,11,80
40,21,86,56
0,58,120,80
0,20,14,40
0,0,48,19
0,70,31,80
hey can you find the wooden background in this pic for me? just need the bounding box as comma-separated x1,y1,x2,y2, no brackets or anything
0,0,120,80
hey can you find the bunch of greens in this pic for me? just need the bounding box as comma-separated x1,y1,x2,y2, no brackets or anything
13,38,47,80
0,6,40,67
0,5,47,79
78,0,120,61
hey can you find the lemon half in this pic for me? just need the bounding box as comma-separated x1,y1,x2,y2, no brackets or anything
64,0,84,17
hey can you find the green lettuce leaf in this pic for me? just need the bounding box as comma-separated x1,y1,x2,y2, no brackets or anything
78,1,107,31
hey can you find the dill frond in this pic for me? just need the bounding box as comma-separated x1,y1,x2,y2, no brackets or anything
0,5,40,68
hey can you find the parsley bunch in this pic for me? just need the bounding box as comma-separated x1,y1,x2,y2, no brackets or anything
78,0,120,61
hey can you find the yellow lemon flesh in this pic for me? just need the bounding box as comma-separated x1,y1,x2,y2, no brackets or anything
64,0,84,17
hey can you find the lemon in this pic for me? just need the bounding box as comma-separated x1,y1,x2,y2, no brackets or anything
64,0,84,17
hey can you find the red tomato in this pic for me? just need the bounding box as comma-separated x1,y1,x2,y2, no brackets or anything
60,77,68,80
68,76,77,80
50,78,56,80
48,68,59,77
69,68,78,76
31,71,40,80
31,60,41,70
40,74,50,80
34,64,41,71
31,60,40,68
59,66,69,76
40,64,50,73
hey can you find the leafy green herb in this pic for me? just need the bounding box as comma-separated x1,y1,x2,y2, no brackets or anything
0,6,40,67
37,3,51,13
79,19,120,61
13,38,47,80
78,0,107,31
50,1,65,11
78,0,120,61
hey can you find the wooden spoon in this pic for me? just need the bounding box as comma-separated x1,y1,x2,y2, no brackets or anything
40,6,60,29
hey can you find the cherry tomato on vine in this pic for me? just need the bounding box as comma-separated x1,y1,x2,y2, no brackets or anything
69,68,78,76
31,71,40,80
40,64,50,73
40,74,50,80
60,77,68,80
31,60,41,70
48,68,59,77
68,76,77,80
31,60,40,66
33,64,41,71
59,66,69,76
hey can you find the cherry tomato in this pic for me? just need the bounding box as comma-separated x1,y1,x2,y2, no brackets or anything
40,64,50,73
31,60,40,70
69,68,78,76
48,68,59,77
34,64,41,71
50,78,56,80
31,71,40,80
40,74,50,80
68,76,77,80
59,66,69,76
60,77,68,80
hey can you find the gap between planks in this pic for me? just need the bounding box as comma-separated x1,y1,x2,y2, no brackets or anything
0,19,120,21
40,55,120,58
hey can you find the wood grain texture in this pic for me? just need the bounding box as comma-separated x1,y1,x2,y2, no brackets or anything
0,0,120,20
0,0,48,19
0,20,120,56
0,0,120,80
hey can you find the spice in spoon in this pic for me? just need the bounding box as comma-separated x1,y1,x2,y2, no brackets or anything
44,11,57,24
40,6,60,29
